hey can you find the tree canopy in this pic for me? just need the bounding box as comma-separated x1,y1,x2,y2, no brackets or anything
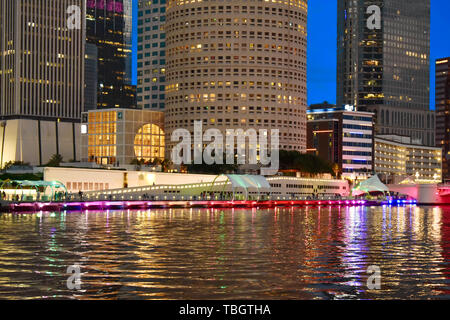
279,150,334,175
46,154,63,167
186,162,239,175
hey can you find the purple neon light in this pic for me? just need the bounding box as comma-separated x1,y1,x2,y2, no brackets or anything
86,0,124,13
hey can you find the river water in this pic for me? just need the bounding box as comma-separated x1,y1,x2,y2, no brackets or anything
0,205,449,300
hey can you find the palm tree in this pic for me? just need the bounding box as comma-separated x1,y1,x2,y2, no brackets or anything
161,159,172,172
47,154,63,167
152,157,163,166
332,163,340,178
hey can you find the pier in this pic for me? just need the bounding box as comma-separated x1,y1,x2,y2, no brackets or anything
1,198,418,213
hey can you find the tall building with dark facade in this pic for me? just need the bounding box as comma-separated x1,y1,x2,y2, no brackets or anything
137,0,167,110
85,0,136,109
436,58,450,181
337,0,435,146
84,43,98,112
0,0,85,166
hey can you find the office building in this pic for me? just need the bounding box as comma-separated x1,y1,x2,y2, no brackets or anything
81,108,165,166
435,58,450,181
137,0,167,110
164,0,308,158
337,0,435,146
375,135,442,183
0,0,85,166
85,0,136,109
307,104,374,180
84,43,98,112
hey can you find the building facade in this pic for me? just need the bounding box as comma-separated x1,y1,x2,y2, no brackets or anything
0,0,85,166
84,43,98,112
44,167,349,199
85,0,136,109
164,0,308,159
137,0,167,110
435,58,450,181
337,0,435,146
375,135,442,183
81,108,165,166
307,104,374,180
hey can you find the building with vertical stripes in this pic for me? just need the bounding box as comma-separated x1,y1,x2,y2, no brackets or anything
0,0,85,166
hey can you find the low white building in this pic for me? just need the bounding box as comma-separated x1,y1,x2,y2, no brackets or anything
43,167,350,199
375,135,442,183
43,167,228,193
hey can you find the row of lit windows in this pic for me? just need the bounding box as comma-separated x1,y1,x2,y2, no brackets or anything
167,106,305,114
88,146,117,158
168,43,306,57
166,117,304,127
172,91,302,100
166,2,307,15
166,94,305,105
165,19,305,32
66,182,110,192
167,31,305,44
167,80,306,89
165,121,305,137
166,55,305,69
88,111,117,123
166,7,306,20
166,81,305,92
166,66,305,76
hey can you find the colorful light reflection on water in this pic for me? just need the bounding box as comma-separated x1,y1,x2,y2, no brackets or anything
0,206,449,300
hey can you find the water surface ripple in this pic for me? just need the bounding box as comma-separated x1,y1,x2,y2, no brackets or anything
0,206,449,299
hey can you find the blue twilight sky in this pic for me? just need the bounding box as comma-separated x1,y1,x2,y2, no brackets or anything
132,0,450,110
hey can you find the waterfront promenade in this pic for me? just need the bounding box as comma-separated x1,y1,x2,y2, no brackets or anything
1,198,416,213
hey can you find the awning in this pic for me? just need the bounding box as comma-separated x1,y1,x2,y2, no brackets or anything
352,175,389,196
225,174,271,199
1,180,67,190
398,176,416,185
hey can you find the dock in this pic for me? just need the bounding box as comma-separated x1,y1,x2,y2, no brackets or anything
0,199,418,213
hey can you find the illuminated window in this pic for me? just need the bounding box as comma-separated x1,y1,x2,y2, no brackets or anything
134,124,165,162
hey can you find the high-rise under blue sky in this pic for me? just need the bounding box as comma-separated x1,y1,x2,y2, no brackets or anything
132,0,450,110
307,0,450,110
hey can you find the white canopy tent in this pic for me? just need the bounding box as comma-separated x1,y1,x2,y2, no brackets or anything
225,174,271,200
352,175,389,196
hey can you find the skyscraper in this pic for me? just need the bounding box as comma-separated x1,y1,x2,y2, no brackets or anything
337,0,435,146
435,58,450,181
0,0,85,166
85,0,135,109
164,0,308,157
84,43,98,111
137,0,167,110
